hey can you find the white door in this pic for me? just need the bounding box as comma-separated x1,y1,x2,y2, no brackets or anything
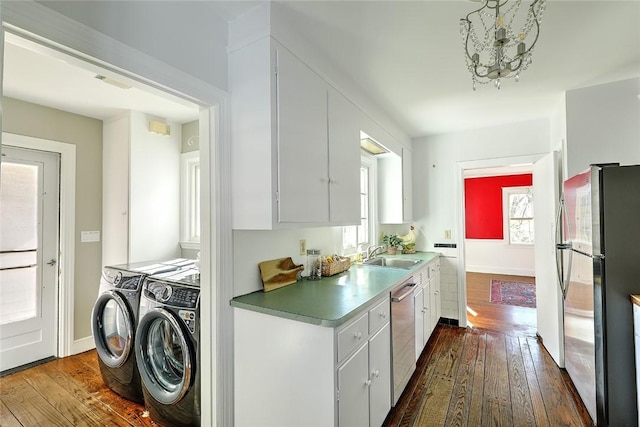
533,150,564,366
0,145,60,372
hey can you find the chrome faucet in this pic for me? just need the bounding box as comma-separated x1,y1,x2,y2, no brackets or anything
367,245,385,260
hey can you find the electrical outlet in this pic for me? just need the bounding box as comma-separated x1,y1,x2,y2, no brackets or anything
444,229,452,239
299,239,306,255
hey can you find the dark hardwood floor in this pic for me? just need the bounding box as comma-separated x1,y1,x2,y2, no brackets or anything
1,273,591,427
384,272,592,427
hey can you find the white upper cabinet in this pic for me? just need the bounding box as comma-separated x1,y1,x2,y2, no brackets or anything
230,37,360,229
378,147,413,224
328,87,361,224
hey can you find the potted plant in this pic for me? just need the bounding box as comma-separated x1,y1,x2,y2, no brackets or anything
382,234,403,255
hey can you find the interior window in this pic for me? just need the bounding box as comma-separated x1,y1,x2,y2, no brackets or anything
180,151,200,248
504,186,534,245
343,157,375,254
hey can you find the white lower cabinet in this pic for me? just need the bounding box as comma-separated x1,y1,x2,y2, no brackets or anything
430,260,441,330
234,296,391,427
338,323,391,427
414,286,425,361
413,258,440,360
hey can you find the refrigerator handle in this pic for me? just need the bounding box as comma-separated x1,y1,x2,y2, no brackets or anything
554,195,571,299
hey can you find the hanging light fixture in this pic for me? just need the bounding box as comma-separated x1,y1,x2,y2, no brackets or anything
460,0,547,90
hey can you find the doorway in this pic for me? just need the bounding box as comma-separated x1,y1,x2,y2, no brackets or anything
462,165,537,336
0,145,60,372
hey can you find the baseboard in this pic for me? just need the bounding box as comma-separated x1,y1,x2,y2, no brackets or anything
465,265,535,277
72,335,95,355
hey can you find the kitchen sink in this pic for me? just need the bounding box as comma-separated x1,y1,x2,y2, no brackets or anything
363,257,423,269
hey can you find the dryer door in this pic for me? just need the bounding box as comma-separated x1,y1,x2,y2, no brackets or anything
91,290,134,368
135,308,194,405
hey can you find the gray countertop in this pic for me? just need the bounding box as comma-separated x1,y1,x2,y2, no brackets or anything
231,251,440,327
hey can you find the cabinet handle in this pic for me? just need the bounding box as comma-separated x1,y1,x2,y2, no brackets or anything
422,308,427,314
372,369,380,378
354,331,362,340
364,379,372,387
379,312,387,319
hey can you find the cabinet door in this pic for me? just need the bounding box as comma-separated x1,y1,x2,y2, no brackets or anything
430,266,441,327
338,343,369,427
402,147,413,222
414,287,424,361
276,46,329,223
369,323,391,427
328,88,360,224
423,281,432,341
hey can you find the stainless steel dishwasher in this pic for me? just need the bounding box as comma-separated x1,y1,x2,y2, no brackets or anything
391,277,416,405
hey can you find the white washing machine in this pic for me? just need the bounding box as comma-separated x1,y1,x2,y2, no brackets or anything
91,259,194,403
135,268,201,426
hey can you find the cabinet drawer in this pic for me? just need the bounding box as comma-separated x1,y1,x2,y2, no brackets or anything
338,313,368,363
369,298,390,334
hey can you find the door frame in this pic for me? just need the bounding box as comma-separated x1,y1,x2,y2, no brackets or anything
1,2,233,426
455,153,545,328
2,133,76,359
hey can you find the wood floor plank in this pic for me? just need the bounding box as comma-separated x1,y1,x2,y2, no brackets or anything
413,327,466,426
0,399,22,427
51,357,154,427
519,337,552,427
74,350,101,373
524,337,583,426
22,366,106,427
1,374,74,426
505,335,536,426
481,331,513,426
466,329,486,427
444,327,480,427
393,325,449,427
36,361,134,427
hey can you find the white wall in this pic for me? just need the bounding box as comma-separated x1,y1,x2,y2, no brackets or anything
465,240,534,276
129,111,182,263
566,77,640,177
37,1,229,91
233,227,344,297
412,118,552,320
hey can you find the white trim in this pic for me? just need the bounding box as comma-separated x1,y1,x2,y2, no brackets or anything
456,154,544,328
2,4,233,425
72,335,96,355
503,186,534,246
465,264,535,277
2,133,76,359
1,1,226,106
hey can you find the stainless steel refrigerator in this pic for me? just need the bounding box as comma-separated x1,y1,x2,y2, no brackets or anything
556,164,640,426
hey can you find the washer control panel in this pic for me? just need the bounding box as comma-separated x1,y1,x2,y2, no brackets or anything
144,280,200,309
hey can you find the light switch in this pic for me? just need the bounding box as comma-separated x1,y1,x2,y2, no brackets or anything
81,231,100,243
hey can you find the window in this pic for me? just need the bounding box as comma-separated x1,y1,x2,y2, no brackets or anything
343,156,375,254
504,186,534,245
180,151,200,249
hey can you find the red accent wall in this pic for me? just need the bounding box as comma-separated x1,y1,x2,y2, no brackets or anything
464,174,533,239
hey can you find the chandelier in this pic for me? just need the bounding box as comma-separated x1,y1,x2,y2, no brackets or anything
460,0,547,90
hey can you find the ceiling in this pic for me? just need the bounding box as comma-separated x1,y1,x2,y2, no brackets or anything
3,1,640,137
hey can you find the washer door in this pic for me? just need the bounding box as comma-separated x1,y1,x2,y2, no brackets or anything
91,291,134,368
136,308,194,405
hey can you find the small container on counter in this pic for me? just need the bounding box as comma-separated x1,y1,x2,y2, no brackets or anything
306,249,322,280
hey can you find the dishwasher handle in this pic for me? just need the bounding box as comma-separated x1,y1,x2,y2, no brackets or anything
391,283,416,302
